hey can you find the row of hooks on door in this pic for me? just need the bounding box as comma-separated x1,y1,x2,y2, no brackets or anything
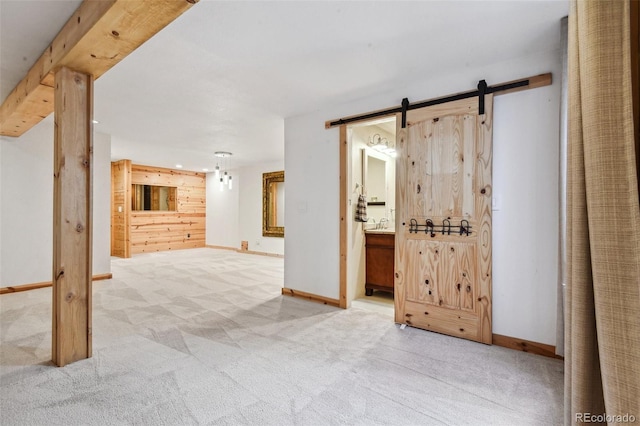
408,218,472,236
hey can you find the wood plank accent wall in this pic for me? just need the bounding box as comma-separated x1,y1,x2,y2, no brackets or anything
111,160,131,257
130,164,206,254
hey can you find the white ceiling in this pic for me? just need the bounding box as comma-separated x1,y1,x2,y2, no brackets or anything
0,0,568,171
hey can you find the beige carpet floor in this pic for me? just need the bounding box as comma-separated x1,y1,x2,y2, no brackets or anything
0,248,563,425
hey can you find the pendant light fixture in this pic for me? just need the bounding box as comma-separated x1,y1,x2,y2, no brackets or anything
214,151,234,191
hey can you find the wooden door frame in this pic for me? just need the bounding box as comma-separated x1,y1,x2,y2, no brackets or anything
339,117,396,309
339,125,348,308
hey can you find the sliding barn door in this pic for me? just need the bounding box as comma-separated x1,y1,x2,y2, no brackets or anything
394,96,493,344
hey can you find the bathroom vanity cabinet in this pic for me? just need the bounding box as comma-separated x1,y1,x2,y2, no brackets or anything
364,231,395,296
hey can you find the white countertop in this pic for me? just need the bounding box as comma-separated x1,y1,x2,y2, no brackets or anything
364,228,395,234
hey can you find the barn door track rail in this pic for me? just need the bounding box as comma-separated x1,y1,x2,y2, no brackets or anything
325,73,551,129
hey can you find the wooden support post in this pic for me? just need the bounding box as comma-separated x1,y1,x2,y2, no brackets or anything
52,66,93,367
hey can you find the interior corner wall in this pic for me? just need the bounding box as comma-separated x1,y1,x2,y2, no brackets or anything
205,171,240,249
238,160,285,255
0,118,112,287
205,160,286,255
285,50,561,345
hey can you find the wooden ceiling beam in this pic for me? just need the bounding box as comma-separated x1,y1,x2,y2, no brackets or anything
0,0,198,137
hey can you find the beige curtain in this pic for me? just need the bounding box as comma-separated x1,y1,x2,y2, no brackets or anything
566,1,640,425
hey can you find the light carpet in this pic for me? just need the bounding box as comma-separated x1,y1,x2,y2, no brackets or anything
0,248,563,425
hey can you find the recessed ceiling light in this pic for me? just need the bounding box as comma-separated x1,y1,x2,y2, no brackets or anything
176,164,183,168
202,168,209,172
92,120,99,124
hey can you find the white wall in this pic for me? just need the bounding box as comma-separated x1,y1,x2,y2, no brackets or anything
93,132,111,275
0,118,112,286
492,88,560,344
0,120,52,286
285,50,561,345
239,160,285,255
205,160,285,256
205,171,240,249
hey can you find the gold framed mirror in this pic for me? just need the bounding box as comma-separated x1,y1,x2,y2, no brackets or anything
262,170,284,238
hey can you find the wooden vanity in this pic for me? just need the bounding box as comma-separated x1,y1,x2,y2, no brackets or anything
364,230,395,296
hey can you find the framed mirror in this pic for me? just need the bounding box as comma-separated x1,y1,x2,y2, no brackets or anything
132,184,177,211
262,170,284,237
365,154,386,206
362,148,396,225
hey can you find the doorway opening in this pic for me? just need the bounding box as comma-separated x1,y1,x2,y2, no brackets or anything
343,116,397,316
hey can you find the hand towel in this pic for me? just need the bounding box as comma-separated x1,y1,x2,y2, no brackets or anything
355,194,368,222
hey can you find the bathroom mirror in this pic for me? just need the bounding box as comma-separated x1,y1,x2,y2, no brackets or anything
362,149,396,224
262,170,284,237
365,155,386,205
132,184,177,211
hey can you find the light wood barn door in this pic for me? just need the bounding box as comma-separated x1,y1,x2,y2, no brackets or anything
394,96,493,344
